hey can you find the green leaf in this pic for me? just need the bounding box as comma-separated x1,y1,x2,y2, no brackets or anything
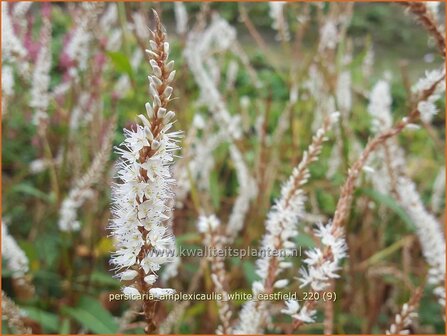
209,170,221,210
184,302,205,319
107,51,134,79
76,271,120,288
35,233,60,267
12,183,53,203
59,318,70,335
295,232,316,249
2,322,11,334
62,296,118,334
358,188,415,230
176,233,200,244
23,307,59,333
242,260,257,285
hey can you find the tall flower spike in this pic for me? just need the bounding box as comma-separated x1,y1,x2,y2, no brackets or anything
109,11,181,334
59,118,116,232
367,70,446,309
235,112,340,334
30,12,52,127
197,215,233,334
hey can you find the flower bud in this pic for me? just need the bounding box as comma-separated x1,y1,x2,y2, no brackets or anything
123,286,140,298
145,102,154,118
120,270,138,281
138,114,151,128
162,86,173,99
149,83,159,99
164,111,175,122
149,287,176,298
149,75,162,87
158,108,167,118
145,49,158,58
149,40,157,50
144,274,157,285
166,60,175,72
167,70,176,83
153,95,161,107
144,126,154,141
163,42,170,55
274,279,289,288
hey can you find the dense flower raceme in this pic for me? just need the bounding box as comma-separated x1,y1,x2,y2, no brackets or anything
397,176,446,307
109,17,180,300
58,119,116,232
279,68,446,327
235,112,340,334
412,67,446,124
298,221,348,291
1,2,27,63
30,15,52,127
184,14,258,242
269,1,290,41
367,68,446,308
367,77,406,195
280,221,347,325
197,215,233,334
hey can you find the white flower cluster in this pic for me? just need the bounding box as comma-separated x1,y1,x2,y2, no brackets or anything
1,2,27,61
386,302,418,335
268,1,290,41
303,65,335,132
299,221,347,290
109,26,180,296
132,12,149,41
336,71,352,116
426,1,441,20
174,2,188,35
367,74,445,309
319,21,338,52
367,77,406,194
2,65,14,97
59,121,114,232
396,177,446,307
99,3,118,31
185,14,242,140
175,126,226,206
412,67,446,123
197,215,233,334
280,221,347,325
12,2,32,21
2,222,29,278
66,22,91,75
281,299,316,324
2,65,14,113
431,166,445,214
362,46,374,78
226,145,258,243
197,214,220,235
184,13,257,245
235,113,340,334
30,19,52,126
225,60,239,91
59,188,94,232
65,4,101,77
368,79,393,132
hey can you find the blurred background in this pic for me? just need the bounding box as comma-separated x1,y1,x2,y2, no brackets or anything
2,1,445,334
